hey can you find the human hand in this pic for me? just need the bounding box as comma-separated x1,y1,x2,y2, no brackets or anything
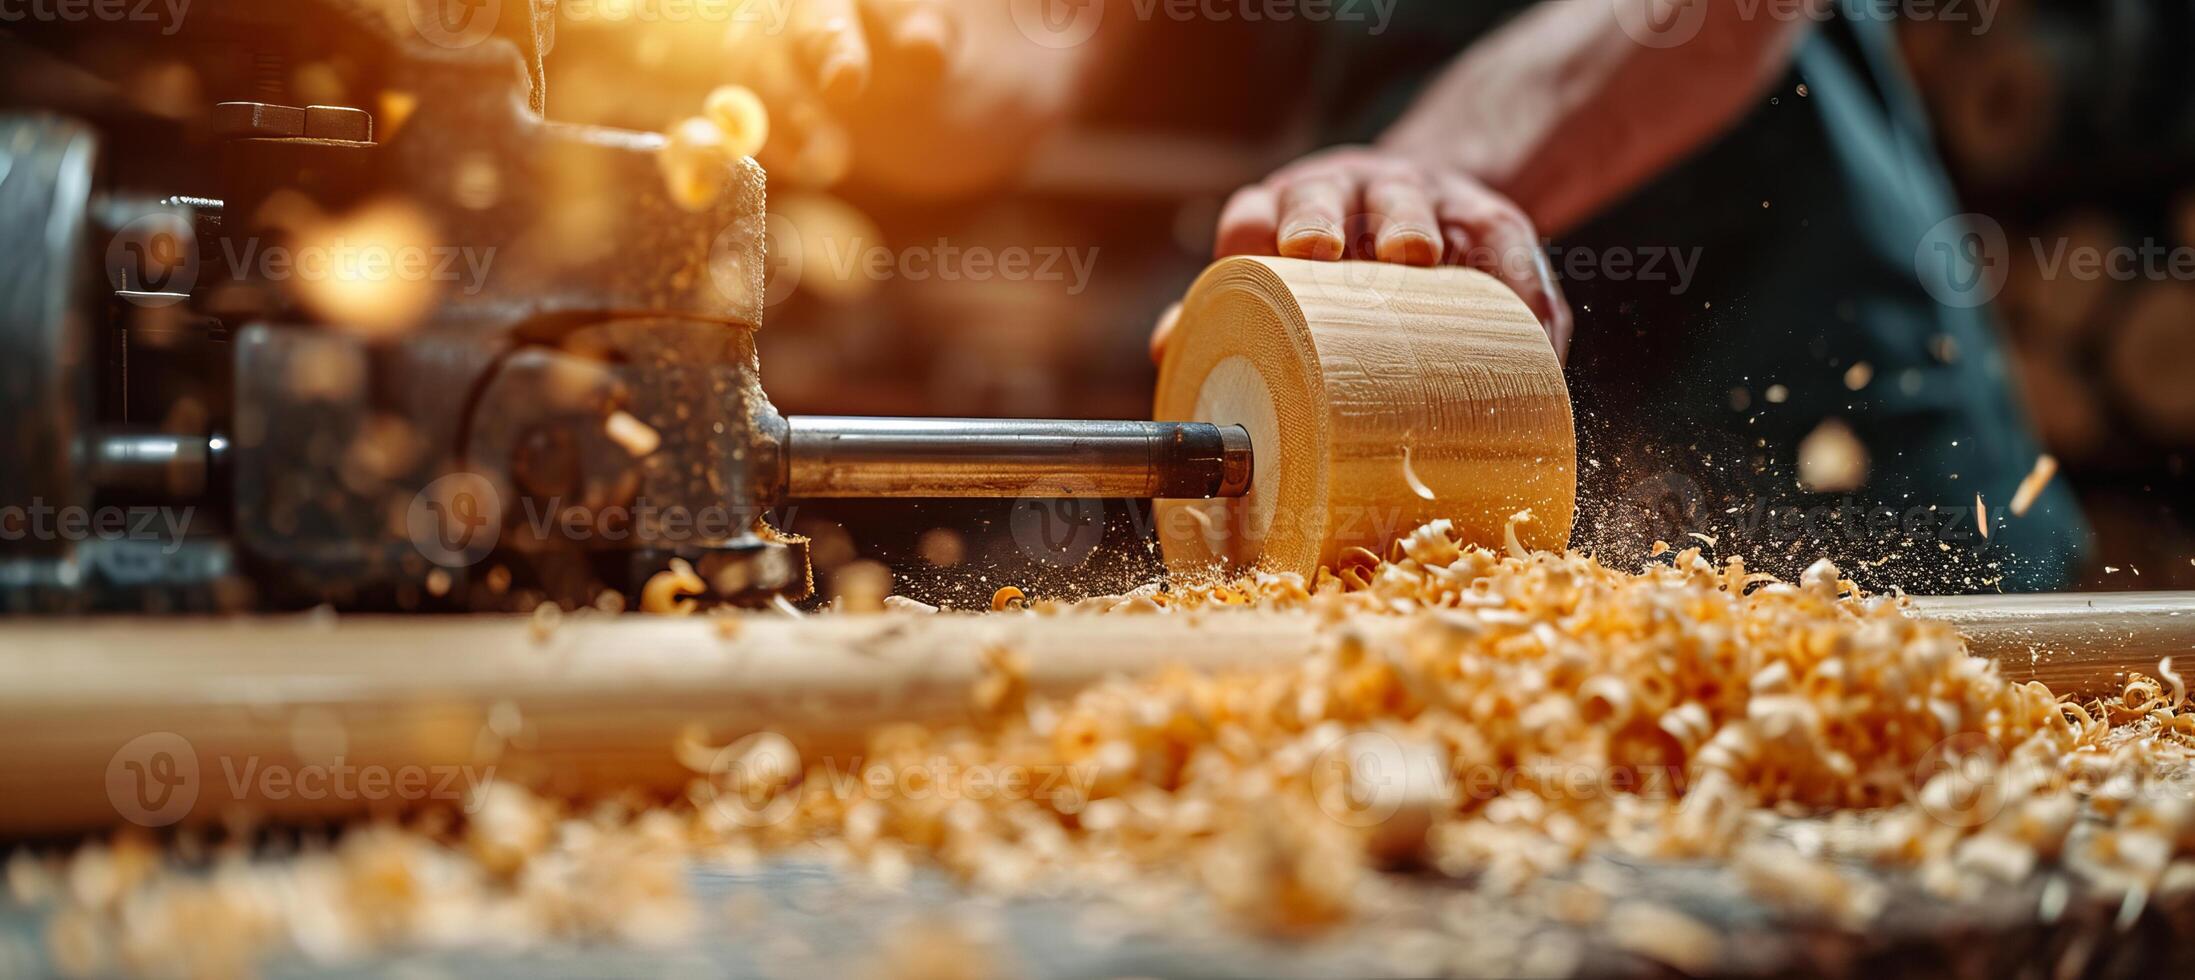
789,0,957,101
1163,146,1573,363
721,0,955,186
732,0,1087,196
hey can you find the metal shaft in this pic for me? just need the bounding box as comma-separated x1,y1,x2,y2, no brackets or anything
80,428,221,501
785,417,1253,498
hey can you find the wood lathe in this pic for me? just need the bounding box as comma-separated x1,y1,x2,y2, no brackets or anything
0,0,1568,611
0,0,2188,838
8,24,2195,834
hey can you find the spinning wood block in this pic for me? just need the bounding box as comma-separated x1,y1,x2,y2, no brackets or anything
1153,257,1576,577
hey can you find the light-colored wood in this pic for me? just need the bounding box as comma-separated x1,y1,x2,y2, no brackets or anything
0,613,1350,836
6,594,2190,836
1907,591,2195,697
1152,257,1576,578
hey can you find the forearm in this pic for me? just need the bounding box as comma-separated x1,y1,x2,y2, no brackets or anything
837,1,1123,197
1379,0,1824,236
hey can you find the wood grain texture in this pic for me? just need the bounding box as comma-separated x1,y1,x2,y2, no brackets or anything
7,594,2190,835
1908,591,2195,696
1152,257,1575,578
0,613,1340,836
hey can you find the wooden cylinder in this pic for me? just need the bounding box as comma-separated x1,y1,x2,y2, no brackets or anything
0,594,2190,836
1151,257,1576,578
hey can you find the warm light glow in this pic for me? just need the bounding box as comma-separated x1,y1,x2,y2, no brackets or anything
286,199,447,340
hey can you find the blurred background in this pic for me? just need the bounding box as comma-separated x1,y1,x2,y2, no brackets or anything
1898,1,2195,593
530,0,2195,603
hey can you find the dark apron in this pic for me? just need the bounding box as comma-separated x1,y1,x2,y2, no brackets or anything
1312,0,2087,592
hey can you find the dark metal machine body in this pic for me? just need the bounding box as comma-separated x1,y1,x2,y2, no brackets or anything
0,1,1249,612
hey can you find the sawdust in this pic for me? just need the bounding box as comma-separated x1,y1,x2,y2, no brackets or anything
640,558,705,615
18,518,2195,975
1797,418,1869,494
604,411,662,459
701,85,768,160
2010,454,2059,517
1401,443,1437,501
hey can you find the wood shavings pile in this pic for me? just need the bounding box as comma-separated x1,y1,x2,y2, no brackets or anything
13,796,697,978
795,519,2195,932
14,518,2195,975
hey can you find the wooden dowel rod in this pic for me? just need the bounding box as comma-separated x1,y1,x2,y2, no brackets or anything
2,593,2190,837
1908,591,2195,698
0,614,1342,836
